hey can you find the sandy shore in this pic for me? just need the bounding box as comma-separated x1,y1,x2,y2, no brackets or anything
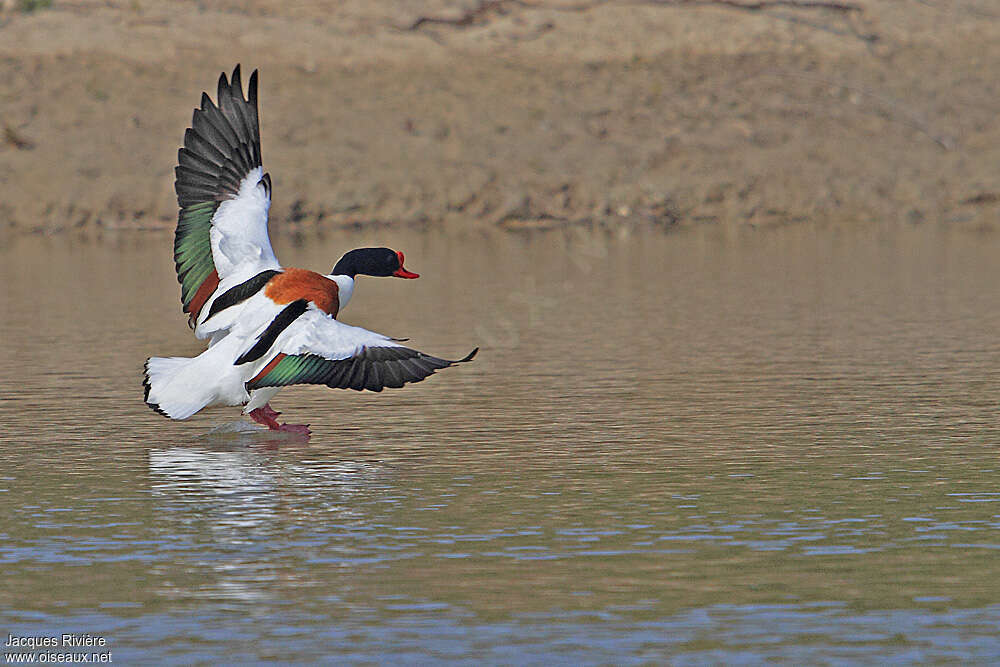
1,0,997,237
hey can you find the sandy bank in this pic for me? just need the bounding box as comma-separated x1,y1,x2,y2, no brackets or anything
1,0,997,237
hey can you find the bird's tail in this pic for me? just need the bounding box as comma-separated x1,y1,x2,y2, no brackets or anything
143,356,215,420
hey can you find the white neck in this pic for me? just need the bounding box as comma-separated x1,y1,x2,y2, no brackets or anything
330,274,355,312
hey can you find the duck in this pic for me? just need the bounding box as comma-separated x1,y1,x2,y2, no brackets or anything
143,65,477,434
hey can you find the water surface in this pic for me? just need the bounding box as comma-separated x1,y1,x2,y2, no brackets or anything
2,223,999,663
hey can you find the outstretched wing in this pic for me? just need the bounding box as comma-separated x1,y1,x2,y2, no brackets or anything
244,310,478,393
174,65,280,325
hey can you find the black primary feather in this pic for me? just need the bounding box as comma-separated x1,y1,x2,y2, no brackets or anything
246,346,479,392
174,65,263,209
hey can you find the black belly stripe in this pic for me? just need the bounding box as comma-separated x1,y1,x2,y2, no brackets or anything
204,269,282,322
235,299,309,365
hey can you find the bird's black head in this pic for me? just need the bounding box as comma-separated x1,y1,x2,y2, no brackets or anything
331,247,420,279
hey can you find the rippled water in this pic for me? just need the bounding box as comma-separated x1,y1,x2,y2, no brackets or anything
2,223,1000,663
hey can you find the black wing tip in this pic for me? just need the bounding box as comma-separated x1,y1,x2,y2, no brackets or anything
218,64,259,104
217,71,228,98
248,68,259,104
246,344,476,393
176,65,264,207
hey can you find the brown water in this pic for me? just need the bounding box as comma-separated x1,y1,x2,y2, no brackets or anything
2,223,999,663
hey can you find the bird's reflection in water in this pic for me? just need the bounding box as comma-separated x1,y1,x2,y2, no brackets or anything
147,426,389,605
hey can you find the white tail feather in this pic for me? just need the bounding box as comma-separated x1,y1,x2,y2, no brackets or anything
146,329,259,420
144,356,213,419
144,337,250,420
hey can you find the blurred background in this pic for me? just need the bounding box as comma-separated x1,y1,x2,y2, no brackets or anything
0,0,997,239
3,3,1000,663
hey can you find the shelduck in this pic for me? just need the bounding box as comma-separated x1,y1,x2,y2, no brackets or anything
144,66,476,434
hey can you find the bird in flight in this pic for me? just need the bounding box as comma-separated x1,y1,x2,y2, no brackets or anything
144,66,476,434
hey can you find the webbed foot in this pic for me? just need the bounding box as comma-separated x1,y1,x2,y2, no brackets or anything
248,404,310,435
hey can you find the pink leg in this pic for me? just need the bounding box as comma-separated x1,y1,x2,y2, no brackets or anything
258,404,282,421
248,404,311,435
